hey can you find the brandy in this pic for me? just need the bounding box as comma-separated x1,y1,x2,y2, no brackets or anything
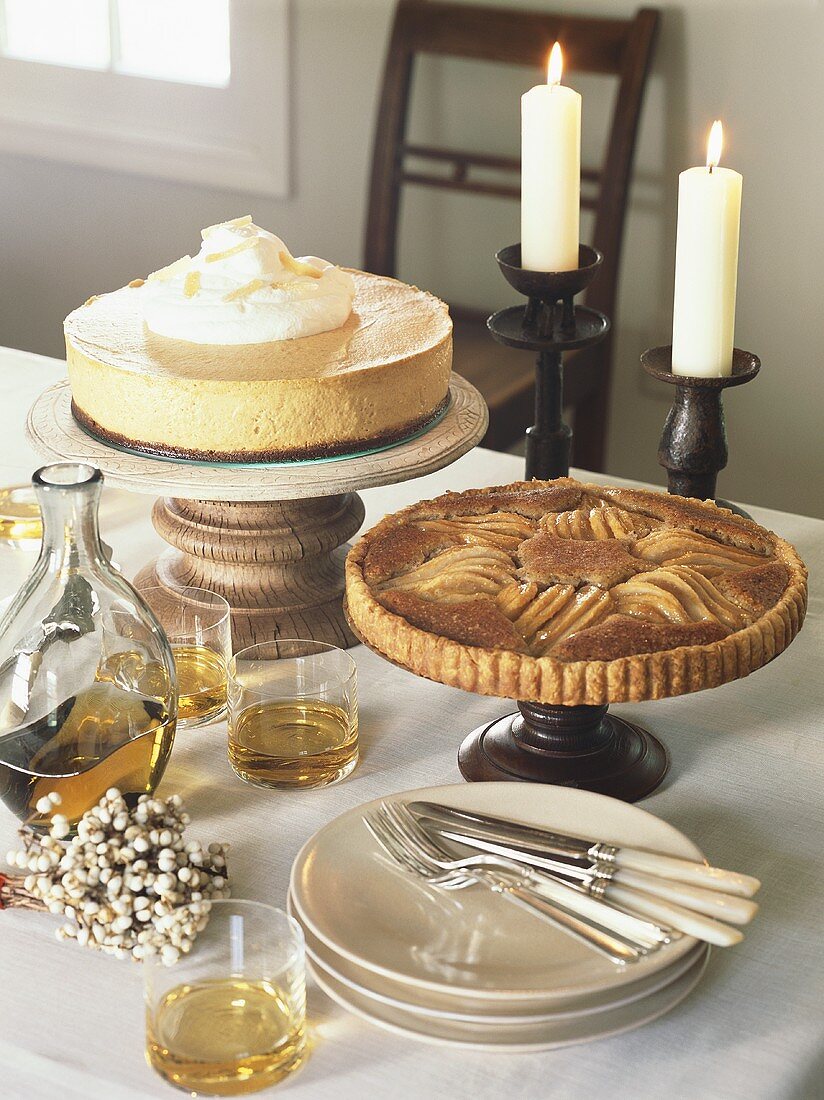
172,644,228,725
0,484,42,547
228,699,358,789
0,681,175,830
146,977,305,1095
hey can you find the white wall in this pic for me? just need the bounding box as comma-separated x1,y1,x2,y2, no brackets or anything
0,0,821,516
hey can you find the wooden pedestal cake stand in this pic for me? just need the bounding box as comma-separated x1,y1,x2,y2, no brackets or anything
26,377,487,649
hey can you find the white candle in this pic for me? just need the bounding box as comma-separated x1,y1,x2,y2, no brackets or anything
521,43,581,272
672,121,742,377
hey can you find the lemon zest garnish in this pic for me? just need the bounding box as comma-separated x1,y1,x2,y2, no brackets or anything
205,238,258,263
183,271,201,298
202,215,253,239
148,256,193,282
128,278,145,288
223,278,267,303
279,250,323,279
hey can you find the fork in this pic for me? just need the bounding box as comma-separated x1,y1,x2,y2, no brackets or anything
365,803,658,964
383,801,673,951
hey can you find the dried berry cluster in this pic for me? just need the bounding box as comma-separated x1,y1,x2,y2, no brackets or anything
3,788,229,965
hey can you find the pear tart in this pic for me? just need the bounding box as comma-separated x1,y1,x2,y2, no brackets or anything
346,479,807,705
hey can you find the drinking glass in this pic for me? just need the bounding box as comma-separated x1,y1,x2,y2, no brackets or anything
141,586,231,728
227,640,358,789
145,901,306,1095
0,481,42,549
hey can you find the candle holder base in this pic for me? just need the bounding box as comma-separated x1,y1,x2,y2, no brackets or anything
642,346,760,516
458,701,669,803
488,244,610,481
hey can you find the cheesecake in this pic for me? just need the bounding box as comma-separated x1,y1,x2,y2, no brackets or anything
64,218,452,462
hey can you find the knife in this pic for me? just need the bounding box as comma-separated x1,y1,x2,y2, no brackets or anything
408,801,761,899
427,824,758,926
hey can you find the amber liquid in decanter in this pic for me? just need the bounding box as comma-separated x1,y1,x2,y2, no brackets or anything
0,680,175,829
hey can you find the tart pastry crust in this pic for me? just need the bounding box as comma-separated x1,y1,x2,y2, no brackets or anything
345,479,807,705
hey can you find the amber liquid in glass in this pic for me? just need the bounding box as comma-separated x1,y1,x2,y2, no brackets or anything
0,682,175,829
172,644,228,725
147,977,305,1095
229,700,358,789
0,485,42,546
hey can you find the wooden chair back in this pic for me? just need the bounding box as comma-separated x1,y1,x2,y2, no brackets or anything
364,1,659,469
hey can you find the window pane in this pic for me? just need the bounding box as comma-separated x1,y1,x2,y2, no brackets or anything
3,0,110,70
115,0,230,87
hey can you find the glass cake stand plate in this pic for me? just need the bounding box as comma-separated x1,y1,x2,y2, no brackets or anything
26,376,488,649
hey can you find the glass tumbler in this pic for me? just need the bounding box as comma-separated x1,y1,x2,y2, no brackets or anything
140,586,232,728
145,901,306,1095
227,640,358,789
0,480,42,549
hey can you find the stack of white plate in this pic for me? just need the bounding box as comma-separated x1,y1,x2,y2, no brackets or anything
288,783,710,1052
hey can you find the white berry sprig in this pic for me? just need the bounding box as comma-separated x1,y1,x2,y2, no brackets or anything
2,788,229,965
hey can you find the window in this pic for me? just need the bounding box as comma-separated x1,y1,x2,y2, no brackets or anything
2,0,112,71
0,0,288,195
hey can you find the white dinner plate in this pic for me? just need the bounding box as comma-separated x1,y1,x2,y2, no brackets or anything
308,944,710,1051
292,900,709,1024
289,782,704,1005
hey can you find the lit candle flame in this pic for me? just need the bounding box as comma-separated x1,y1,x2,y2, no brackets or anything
706,120,723,172
547,42,563,87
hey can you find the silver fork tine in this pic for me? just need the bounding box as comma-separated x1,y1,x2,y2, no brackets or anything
364,810,471,888
388,801,458,860
379,802,447,868
365,810,430,876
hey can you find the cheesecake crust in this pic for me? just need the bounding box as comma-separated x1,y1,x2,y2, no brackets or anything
71,395,450,463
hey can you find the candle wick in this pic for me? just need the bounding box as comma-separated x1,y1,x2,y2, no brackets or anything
708,164,713,175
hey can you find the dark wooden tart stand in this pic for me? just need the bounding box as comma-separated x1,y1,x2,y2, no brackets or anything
458,242,669,802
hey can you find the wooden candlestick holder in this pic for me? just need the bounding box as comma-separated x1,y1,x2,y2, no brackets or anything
488,243,610,480
641,346,760,516
27,378,488,650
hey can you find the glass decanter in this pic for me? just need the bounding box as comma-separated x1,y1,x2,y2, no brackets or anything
0,463,177,830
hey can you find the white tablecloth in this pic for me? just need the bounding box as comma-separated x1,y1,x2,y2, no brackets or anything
0,349,822,1100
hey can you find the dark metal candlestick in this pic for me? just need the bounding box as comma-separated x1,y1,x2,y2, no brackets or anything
456,245,668,802
487,244,609,479
641,346,760,516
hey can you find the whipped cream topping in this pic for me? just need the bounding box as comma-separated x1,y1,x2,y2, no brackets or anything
141,216,355,344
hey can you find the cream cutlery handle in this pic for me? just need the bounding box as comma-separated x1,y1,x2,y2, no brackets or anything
523,873,667,948
492,879,642,964
615,848,760,898
604,884,743,947
612,868,758,925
